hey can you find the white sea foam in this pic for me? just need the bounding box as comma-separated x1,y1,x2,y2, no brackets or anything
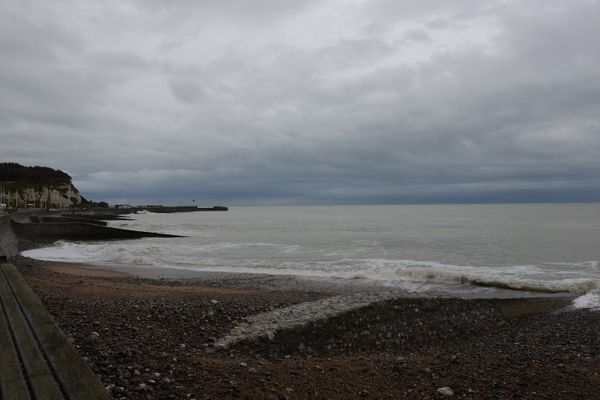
134,210,159,215
573,290,600,309
22,242,600,295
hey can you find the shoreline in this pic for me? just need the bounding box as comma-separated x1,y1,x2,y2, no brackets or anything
15,254,581,305
12,255,600,399
17,250,584,300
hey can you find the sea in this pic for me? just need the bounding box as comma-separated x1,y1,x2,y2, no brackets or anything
22,203,600,307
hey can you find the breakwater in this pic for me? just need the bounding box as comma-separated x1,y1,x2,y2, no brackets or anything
10,219,182,241
30,215,109,226
66,213,132,221
141,206,228,213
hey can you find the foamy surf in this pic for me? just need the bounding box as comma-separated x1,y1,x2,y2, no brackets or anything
573,289,600,310
21,241,600,297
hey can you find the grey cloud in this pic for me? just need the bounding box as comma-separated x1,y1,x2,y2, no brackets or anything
362,0,489,25
402,28,432,43
135,0,313,21
1,0,600,205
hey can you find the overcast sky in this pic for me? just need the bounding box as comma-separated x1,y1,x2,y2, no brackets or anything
1,0,599,205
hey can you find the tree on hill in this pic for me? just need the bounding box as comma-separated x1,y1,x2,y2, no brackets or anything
0,162,72,185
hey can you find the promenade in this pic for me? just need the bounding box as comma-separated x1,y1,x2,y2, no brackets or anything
0,262,110,400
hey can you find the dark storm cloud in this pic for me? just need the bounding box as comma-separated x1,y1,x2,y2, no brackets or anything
1,0,599,204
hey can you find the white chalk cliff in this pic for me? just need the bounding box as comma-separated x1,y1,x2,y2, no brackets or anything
0,182,81,208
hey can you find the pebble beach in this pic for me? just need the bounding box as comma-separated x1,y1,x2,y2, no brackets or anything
14,255,600,400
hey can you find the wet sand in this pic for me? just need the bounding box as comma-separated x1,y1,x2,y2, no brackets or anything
14,256,600,400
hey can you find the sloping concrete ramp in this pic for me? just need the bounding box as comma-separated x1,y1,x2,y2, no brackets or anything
0,263,111,400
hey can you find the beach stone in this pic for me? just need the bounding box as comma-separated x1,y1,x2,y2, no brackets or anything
437,386,454,397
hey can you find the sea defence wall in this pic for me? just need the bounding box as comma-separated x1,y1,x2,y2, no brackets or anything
10,219,181,241
65,213,132,221
0,214,19,258
30,215,108,226
2,211,182,259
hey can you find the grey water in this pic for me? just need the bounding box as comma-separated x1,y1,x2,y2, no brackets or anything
23,203,600,301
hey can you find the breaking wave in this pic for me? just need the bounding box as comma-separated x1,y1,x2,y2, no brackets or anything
21,242,600,296
383,264,598,294
573,289,600,310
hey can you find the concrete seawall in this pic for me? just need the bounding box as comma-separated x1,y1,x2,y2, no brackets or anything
0,214,19,258
1,211,183,260
10,219,182,241
30,215,109,226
